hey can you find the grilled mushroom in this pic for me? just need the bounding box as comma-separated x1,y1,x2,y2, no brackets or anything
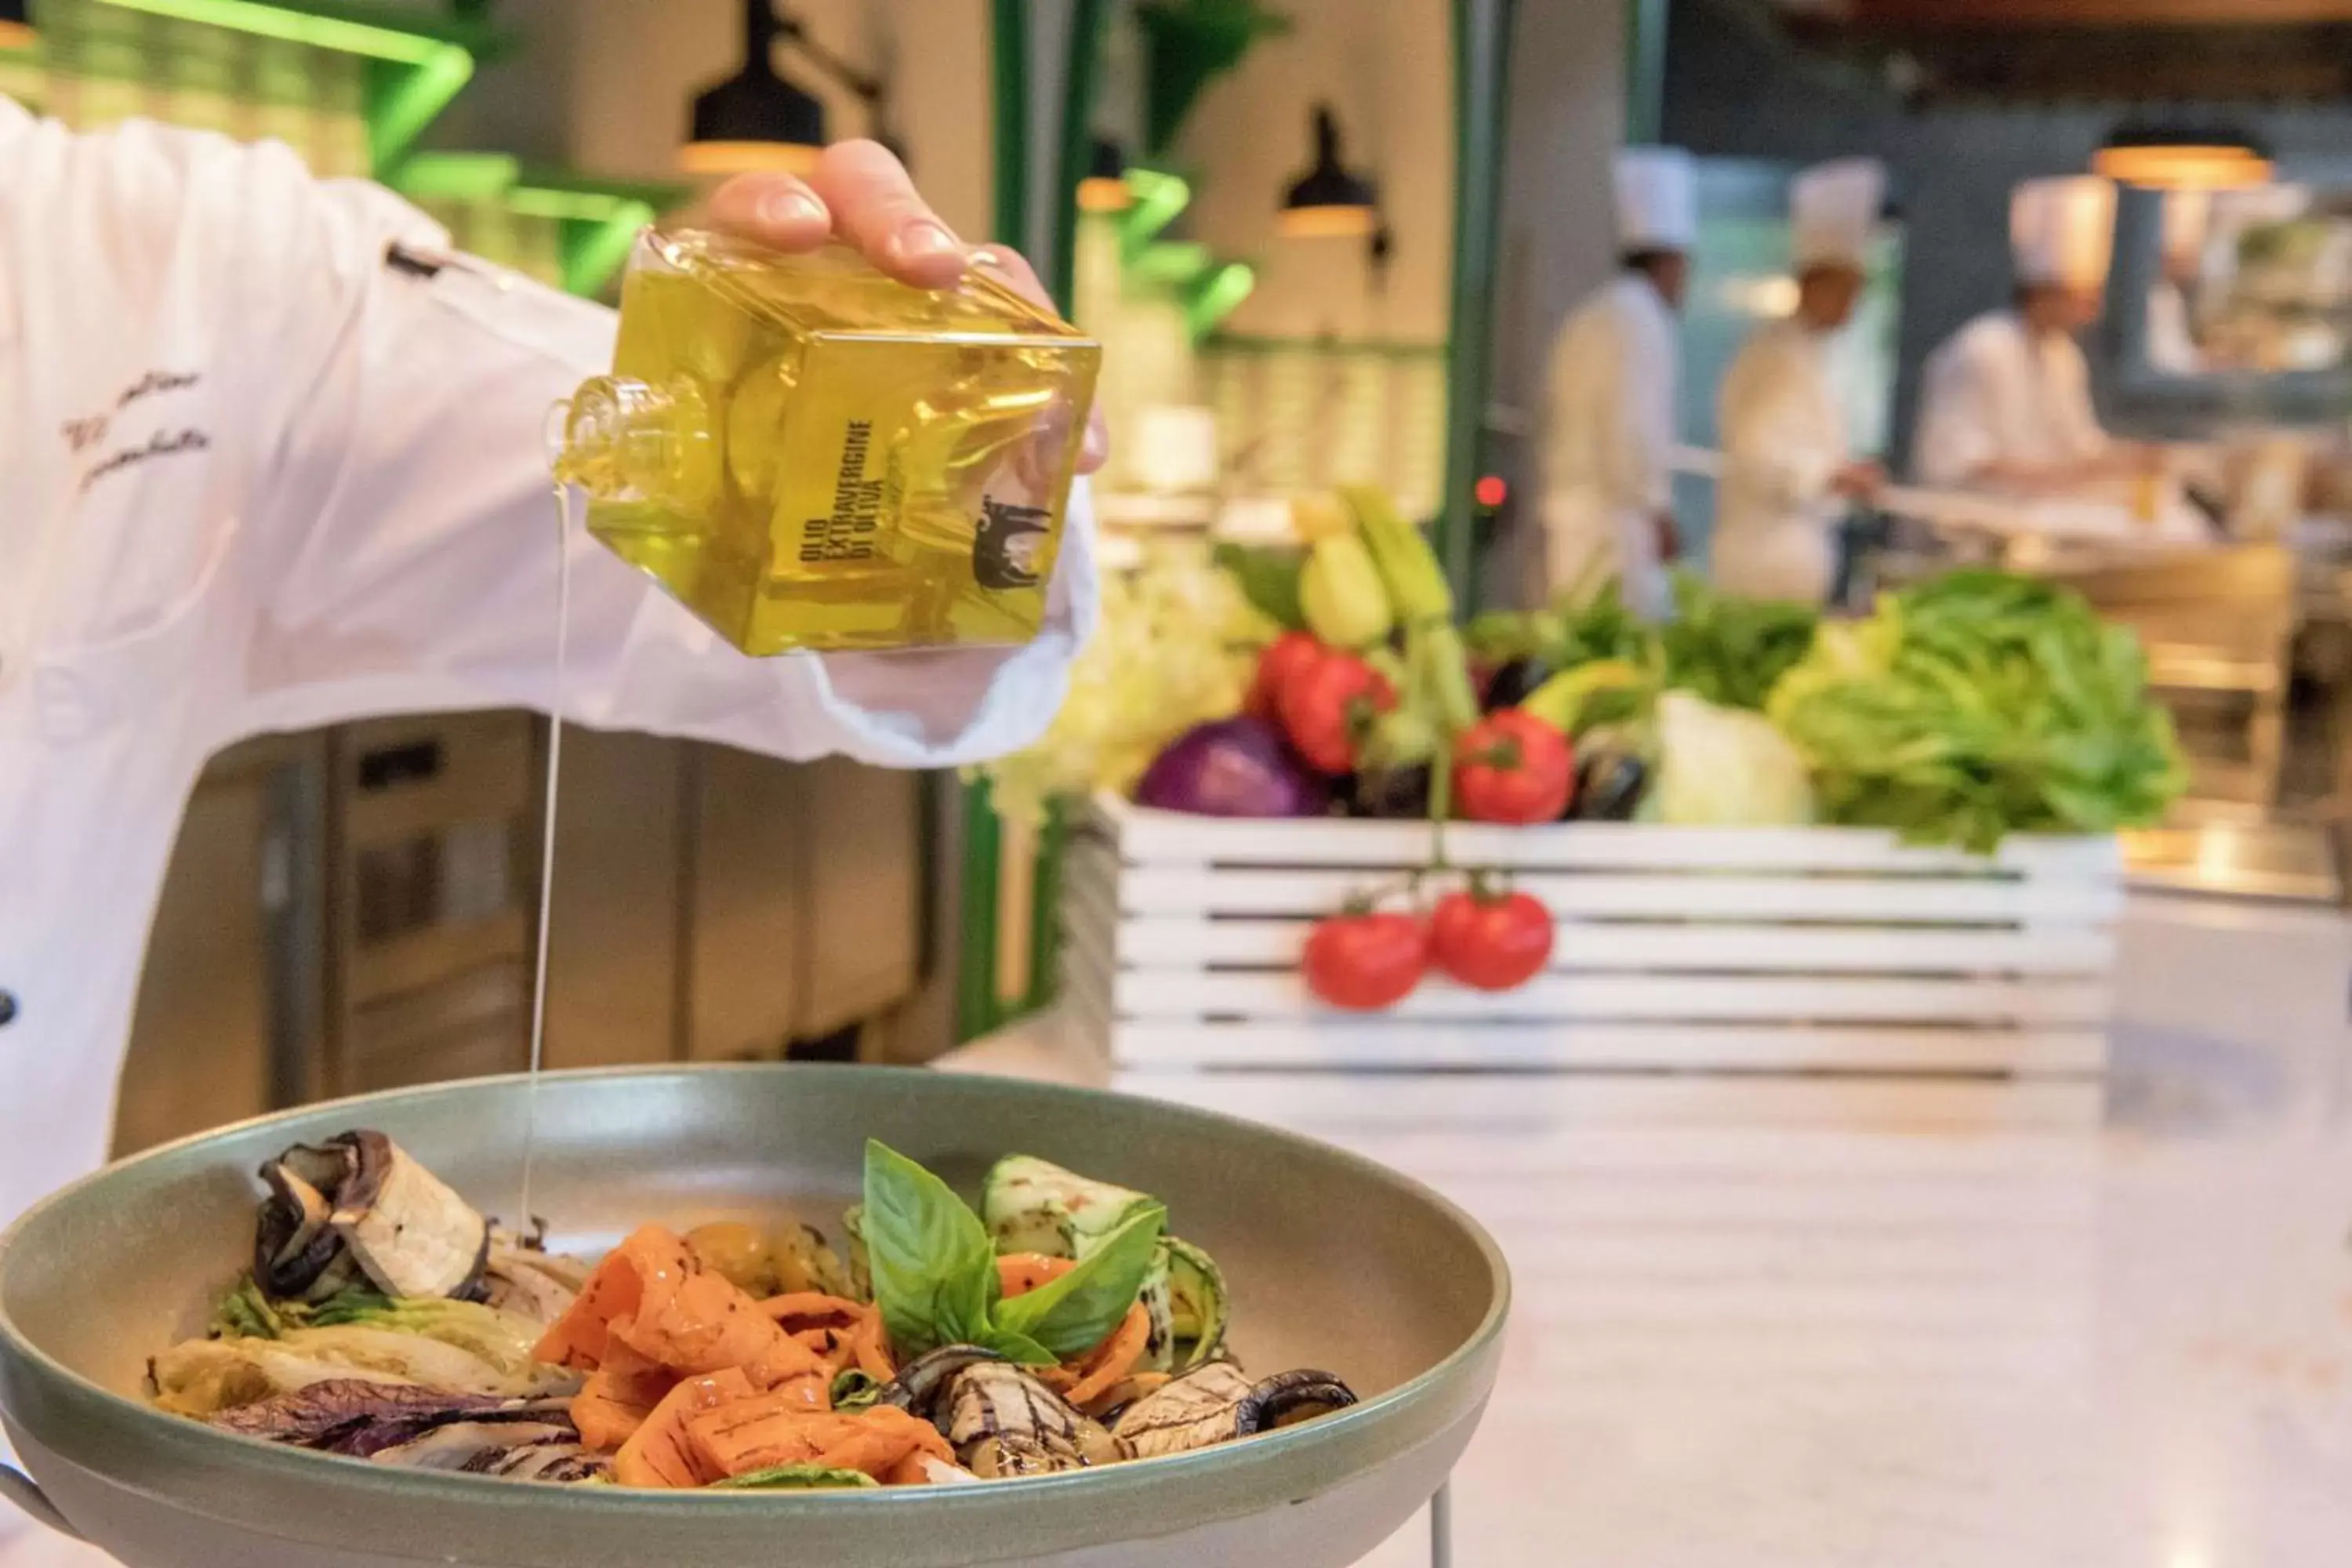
880,1348,1126,1476
254,1132,489,1302
1110,1363,1357,1459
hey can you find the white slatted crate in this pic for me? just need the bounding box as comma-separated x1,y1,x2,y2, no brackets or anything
1062,794,2123,1129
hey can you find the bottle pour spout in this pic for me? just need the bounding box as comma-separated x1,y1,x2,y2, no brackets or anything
543,397,577,482
549,375,724,511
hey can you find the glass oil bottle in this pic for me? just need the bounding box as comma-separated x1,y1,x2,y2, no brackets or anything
553,228,1102,655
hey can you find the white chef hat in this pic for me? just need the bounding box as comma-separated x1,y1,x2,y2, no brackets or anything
1790,157,1886,271
1615,146,1698,252
2011,176,2117,289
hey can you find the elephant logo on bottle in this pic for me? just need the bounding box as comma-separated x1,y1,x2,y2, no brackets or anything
972,496,1049,590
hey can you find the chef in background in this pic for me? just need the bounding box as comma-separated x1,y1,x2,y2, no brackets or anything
1711,158,1889,604
1913,175,2154,496
2147,187,2212,373
0,103,1098,1568
1541,145,1697,619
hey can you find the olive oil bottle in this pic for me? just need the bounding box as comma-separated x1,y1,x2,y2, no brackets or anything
554,228,1101,655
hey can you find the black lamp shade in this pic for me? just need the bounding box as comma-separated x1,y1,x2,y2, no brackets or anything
682,0,826,176
1280,105,1377,237
690,70,825,149
1078,136,1133,213
0,0,34,47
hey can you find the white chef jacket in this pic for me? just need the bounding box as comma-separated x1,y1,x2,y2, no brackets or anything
1712,318,1849,604
0,105,1094,1566
1541,272,1678,619
2147,279,2201,374
1912,309,2109,491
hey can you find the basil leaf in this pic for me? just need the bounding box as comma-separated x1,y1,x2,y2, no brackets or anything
977,1326,1058,1367
713,1465,880,1491
993,1203,1165,1359
861,1140,997,1359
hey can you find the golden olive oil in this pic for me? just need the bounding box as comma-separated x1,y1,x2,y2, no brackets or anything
554,229,1101,655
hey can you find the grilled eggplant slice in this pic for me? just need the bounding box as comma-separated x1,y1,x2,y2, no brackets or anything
1111,1363,1357,1459
883,1348,1127,1476
945,1362,1128,1477
255,1132,489,1302
876,1344,1007,1416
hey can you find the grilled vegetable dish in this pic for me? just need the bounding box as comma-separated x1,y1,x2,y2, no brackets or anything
150,1134,1354,1491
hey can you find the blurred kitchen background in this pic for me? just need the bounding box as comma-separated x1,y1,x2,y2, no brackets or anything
4,0,2347,1157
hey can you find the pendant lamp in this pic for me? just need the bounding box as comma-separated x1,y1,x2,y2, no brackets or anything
1278,103,1377,238
0,0,34,52
2094,124,2274,192
681,0,829,177
1078,137,1134,213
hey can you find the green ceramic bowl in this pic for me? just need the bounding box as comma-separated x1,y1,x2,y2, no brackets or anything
0,1065,1507,1567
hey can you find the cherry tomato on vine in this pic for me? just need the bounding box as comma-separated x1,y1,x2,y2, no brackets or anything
1301,910,1428,1011
1429,886,1555,992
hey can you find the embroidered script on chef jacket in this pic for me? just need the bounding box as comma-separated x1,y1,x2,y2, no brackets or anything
60,367,210,493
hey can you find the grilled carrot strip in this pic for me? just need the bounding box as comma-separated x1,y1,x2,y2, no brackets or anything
688,1401,952,1484
612,1368,757,1489
535,1225,822,1385
759,1291,867,1327
571,1338,677,1450
847,1307,895,1380
1044,1303,1152,1408
995,1254,1076,1296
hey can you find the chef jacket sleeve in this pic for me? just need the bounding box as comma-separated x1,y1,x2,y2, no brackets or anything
244,177,1094,768
1911,340,1998,491
1720,340,1837,510
2045,336,2113,468
1539,311,1593,503
1602,304,1678,516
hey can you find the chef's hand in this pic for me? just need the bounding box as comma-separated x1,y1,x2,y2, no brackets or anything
1831,460,1887,502
705,141,1109,476
1653,510,1682,564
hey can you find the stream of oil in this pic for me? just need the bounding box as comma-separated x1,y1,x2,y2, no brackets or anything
515,481,575,1226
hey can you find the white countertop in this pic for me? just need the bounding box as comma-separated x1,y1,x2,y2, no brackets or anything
940,894,2352,1567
